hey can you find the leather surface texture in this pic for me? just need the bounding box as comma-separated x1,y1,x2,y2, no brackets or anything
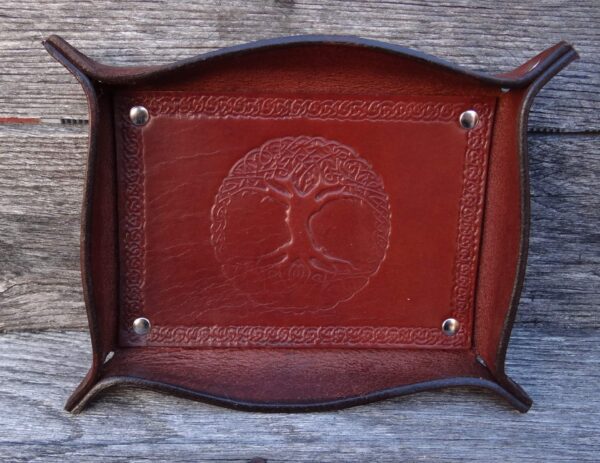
116,93,495,350
43,34,579,413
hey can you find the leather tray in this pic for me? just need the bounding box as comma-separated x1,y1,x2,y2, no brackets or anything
44,35,578,413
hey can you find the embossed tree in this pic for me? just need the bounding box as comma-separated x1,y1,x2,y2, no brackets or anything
211,136,391,310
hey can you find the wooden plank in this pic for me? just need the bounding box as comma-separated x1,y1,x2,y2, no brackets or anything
524,133,600,329
0,328,598,462
0,0,598,131
0,2,597,460
1,126,598,332
0,125,85,331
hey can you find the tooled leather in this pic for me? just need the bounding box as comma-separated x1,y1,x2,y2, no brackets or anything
137,93,468,121
45,35,577,413
116,108,146,332
116,93,495,349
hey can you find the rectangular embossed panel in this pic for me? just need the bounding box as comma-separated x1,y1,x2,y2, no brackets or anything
116,93,495,349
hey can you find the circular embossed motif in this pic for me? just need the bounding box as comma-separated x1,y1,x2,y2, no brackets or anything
210,136,391,310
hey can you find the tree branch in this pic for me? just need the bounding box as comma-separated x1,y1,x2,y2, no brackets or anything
264,178,293,200
233,182,291,204
314,186,365,204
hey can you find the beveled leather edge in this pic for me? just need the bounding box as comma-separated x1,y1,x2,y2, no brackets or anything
45,38,123,413
44,39,104,411
44,34,576,89
476,45,579,408
69,374,532,414
495,46,579,376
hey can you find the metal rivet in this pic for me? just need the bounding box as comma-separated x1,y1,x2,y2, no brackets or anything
442,318,460,336
459,110,479,129
132,317,151,335
129,106,149,126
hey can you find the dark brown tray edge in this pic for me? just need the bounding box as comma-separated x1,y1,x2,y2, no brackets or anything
44,38,105,405
68,374,532,414
495,47,579,376
44,34,575,88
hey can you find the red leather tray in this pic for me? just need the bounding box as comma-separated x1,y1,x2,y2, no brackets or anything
44,35,577,413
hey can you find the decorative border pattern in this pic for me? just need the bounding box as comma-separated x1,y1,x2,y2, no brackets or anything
450,103,492,328
142,93,466,122
117,107,146,333
148,325,466,348
117,93,493,348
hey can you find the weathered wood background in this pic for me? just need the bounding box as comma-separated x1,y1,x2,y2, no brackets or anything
0,1,598,461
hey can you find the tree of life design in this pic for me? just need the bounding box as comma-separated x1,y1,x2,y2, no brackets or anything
210,136,391,310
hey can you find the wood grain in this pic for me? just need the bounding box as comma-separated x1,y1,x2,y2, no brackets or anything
0,328,598,462
0,0,598,131
0,1,598,460
0,125,85,332
1,127,597,332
